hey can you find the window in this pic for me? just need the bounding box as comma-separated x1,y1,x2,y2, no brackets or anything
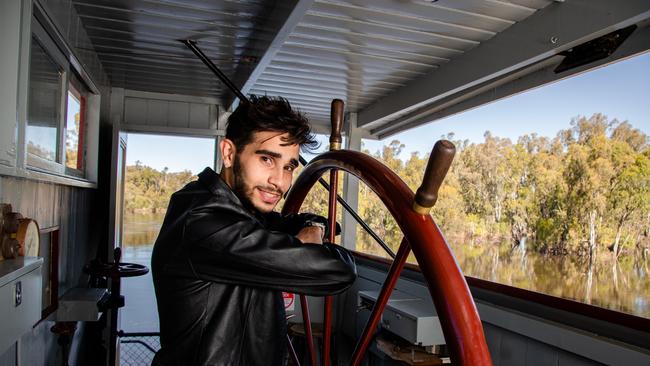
355,52,650,320
25,15,95,181
355,140,409,260
120,133,217,332
65,73,88,176
26,35,63,165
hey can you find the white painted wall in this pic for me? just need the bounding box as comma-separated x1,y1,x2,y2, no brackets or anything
120,89,222,137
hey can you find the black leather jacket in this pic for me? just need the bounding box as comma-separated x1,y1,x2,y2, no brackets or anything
151,168,357,366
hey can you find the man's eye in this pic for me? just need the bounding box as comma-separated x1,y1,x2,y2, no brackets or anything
261,156,272,165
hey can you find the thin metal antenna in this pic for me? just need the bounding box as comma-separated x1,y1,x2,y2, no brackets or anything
181,39,250,104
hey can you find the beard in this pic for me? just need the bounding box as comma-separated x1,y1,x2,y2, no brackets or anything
232,154,257,212
232,154,284,214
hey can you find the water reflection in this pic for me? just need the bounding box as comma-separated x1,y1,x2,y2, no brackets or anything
450,242,650,318
123,213,165,246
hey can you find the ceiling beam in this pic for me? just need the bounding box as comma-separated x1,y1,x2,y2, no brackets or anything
373,23,650,138
227,0,316,111
357,0,650,129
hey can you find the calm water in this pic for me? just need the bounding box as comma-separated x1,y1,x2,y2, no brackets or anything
450,244,649,318
121,213,165,332
120,245,158,333
123,213,650,319
124,213,166,247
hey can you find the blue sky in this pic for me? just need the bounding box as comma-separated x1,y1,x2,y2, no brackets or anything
126,134,216,175
127,51,650,173
363,51,650,158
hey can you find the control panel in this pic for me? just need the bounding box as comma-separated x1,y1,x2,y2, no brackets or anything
358,289,445,348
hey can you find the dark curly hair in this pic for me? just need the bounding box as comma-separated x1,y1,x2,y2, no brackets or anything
225,95,319,153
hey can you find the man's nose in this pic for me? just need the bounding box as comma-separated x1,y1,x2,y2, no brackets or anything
268,166,284,189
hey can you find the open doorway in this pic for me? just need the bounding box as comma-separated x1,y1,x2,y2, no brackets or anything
119,133,216,364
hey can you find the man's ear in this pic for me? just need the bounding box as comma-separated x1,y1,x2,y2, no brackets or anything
220,138,236,168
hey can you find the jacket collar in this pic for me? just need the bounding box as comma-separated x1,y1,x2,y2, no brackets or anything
197,167,269,223
197,167,227,197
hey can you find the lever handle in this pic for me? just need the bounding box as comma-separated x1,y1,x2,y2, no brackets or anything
413,140,456,214
114,247,122,263
329,99,344,150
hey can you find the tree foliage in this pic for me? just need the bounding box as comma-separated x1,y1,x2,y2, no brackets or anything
124,161,194,214
353,114,649,259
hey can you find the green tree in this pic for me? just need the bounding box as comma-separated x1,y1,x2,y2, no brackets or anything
607,144,650,256
125,164,195,214
561,115,613,257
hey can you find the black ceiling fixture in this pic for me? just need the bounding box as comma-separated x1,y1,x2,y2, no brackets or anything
554,25,637,73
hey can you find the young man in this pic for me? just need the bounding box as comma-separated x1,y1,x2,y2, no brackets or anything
151,96,357,366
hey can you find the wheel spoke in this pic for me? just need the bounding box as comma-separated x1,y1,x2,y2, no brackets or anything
323,168,339,365
299,294,317,366
350,238,411,366
323,99,344,366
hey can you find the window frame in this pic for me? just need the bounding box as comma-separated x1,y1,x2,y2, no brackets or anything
19,8,100,186
64,78,88,178
25,19,68,175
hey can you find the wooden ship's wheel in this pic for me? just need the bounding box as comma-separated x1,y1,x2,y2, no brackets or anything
282,100,493,366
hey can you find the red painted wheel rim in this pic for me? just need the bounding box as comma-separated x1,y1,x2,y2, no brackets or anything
283,150,492,366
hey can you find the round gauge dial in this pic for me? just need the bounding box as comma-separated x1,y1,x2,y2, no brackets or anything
17,219,40,257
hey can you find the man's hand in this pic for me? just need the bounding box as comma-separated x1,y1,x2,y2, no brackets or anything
296,226,324,244
298,214,341,239
267,212,341,238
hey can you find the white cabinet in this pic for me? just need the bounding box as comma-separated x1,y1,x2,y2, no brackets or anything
0,258,43,355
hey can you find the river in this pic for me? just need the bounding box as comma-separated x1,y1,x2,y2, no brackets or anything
121,212,650,330
120,214,164,333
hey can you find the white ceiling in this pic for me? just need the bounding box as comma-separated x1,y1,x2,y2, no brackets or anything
73,0,650,137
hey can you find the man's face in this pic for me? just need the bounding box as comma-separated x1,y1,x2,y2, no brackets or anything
228,131,300,213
